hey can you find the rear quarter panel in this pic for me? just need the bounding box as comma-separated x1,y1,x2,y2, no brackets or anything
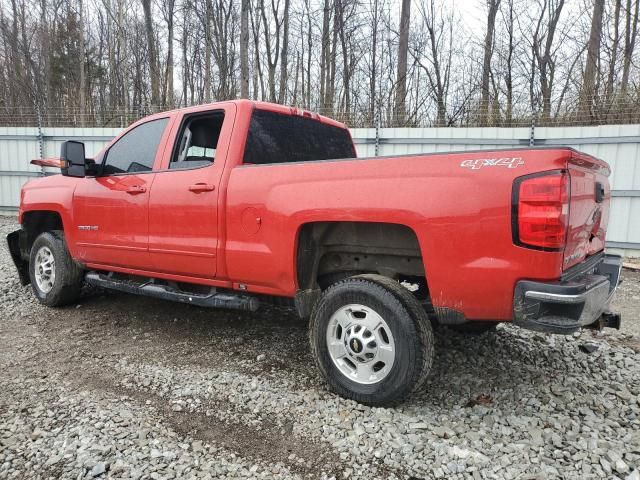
224,148,573,320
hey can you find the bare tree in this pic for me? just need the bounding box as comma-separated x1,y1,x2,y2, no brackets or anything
141,0,160,106
531,0,565,121
258,0,283,102
181,0,190,105
250,0,265,99
480,0,501,126
621,0,639,96
605,0,622,106
1,0,640,128
240,0,250,98
210,0,237,99
367,0,381,123
78,0,86,125
413,0,455,126
500,0,516,124
394,0,411,126
204,0,212,102
161,0,177,106
320,0,332,111
278,0,290,103
578,0,604,121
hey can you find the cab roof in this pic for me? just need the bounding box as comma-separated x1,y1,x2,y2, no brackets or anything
141,99,348,130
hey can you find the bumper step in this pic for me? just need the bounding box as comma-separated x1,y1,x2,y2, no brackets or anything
513,254,622,335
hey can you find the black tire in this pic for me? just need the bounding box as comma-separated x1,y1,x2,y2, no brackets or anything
309,274,434,406
29,230,84,307
448,321,498,335
317,271,368,290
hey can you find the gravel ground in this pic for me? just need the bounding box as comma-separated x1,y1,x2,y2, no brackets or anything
1,215,639,480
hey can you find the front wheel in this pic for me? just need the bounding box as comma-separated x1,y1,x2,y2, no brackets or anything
29,231,84,307
309,274,434,406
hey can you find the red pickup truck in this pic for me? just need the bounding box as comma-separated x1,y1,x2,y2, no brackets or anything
7,100,622,405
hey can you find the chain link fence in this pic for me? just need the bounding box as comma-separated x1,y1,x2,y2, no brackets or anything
2,96,640,129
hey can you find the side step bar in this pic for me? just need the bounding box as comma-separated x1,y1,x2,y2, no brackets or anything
85,271,259,312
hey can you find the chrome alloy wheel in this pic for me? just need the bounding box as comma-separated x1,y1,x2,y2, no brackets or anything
34,246,56,294
326,304,396,384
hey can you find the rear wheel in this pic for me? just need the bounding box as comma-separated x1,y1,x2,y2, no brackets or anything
29,231,84,307
309,274,434,406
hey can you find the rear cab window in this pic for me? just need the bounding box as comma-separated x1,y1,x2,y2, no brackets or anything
242,109,355,165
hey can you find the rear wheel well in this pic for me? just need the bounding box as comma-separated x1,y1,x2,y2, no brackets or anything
22,211,64,257
296,222,428,295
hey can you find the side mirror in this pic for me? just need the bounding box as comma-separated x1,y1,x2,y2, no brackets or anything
60,140,86,178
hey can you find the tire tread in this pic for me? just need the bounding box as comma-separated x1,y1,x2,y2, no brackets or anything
309,274,434,406
29,230,83,307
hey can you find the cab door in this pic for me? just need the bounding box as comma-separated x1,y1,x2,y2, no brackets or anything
72,117,171,271
148,104,235,278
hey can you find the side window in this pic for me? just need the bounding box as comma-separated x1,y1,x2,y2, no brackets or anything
170,112,225,169
102,118,169,175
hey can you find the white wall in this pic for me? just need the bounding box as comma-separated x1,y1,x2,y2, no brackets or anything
0,126,120,216
1,125,639,256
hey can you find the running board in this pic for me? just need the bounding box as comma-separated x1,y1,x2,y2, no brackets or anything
85,271,259,312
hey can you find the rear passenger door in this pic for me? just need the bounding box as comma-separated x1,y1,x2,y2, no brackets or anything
148,104,235,278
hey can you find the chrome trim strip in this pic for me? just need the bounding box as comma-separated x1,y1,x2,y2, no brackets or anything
524,290,588,304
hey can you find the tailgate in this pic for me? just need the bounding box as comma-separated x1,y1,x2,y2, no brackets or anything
564,151,611,271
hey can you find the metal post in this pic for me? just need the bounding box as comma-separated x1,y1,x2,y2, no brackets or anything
35,102,45,176
375,107,381,157
529,112,536,147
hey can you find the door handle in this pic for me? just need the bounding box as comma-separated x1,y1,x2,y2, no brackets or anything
188,183,215,193
126,185,147,194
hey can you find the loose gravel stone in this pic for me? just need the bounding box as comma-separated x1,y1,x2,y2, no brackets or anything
0,215,639,479
90,461,108,477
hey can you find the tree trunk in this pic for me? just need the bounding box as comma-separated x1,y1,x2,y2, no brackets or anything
504,0,514,125
79,0,86,125
533,0,565,121
394,0,411,126
319,0,331,111
204,0,212,102
182,0,189,106
480,0,500,126
278,0,290,103
142,0,160,106
292,50,300,104
40,0,50,109
325,0,338,114
606,0,621,107
117,0,127,111
251,4,265,100
306,3,312,108
259,0,280,102
578,0,604,122
240,0,250,98
336,0,351,121
369,0,379,124
166,0,175,107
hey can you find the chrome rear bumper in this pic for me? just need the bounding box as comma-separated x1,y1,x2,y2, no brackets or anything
513,254,622,334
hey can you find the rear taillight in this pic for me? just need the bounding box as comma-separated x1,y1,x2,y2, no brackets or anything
512,171,569,250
